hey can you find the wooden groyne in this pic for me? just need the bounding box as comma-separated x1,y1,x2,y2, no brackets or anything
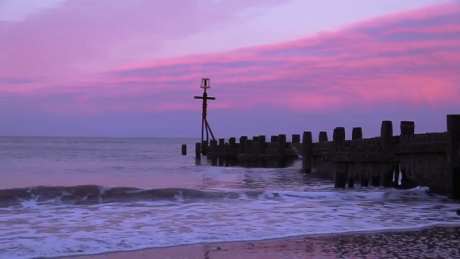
197,135,298,167
192,115,460,198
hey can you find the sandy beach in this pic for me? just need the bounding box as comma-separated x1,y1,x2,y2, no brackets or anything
66,226,460,259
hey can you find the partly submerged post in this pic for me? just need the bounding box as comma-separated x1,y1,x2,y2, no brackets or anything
302,131,313,174
194,78,217,153
380,121,394,187
333,127,347,188
181,144,187,156
195,142,201,160
447,115,460,199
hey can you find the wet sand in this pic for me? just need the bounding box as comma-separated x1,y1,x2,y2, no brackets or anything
66,226,460,259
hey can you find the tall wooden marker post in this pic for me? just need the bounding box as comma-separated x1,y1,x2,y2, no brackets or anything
194,78,216,154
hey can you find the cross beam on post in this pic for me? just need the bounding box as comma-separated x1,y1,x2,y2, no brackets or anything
194,78,217,149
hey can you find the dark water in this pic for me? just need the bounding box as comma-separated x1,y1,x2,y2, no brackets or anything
0,137,459,258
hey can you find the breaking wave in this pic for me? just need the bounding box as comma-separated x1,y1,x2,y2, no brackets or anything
0,184,440,207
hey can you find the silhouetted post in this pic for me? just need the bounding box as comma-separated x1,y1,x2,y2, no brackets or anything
224,143,230,166
201,141,208,155
258,136,266,166
292,134,300,144
361,167,369,187
271,135,279,143
381,121,394,187
333,127,347,188
333,127,345,148
246,139,253,155
209,140,218,165
240,136,248,153
381,121,393,150
194,78,217,145
278,134,287,166
252,136,260,154
259,135,266,154
393,164,400,187
447,115,460,199
218,138,225,166
181,144,187,156
335,163,348,188
195,142,201,160
229,137,237,165
218,138,225,150
352,127,363,140
278,134,287,154
348,176,354,188
400,121,415,138
319,131,328,143
371,174,380,187
302,131,313,174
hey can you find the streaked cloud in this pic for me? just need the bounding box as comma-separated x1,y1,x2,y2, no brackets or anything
0,1,459,136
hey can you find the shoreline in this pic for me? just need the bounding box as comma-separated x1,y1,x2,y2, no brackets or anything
62,224,460,259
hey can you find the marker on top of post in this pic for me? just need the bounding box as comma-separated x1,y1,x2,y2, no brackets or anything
194,78,217,154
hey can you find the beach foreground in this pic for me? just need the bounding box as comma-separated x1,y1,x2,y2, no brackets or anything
68,226,460,259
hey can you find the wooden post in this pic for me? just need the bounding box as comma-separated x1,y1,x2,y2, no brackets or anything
223,143,230,166
333,127,345,148
319,131,328,143
201,141,208,155
229,137,237,165
292,134,301,144
278,134,287,166
239,136,248,153
361,166,369,187
335,163,348,188
278,134,287,154
195,142,201,160
209,140,218,165
348,176,354,188
381,121,394,187
333,127,347,188
352,127,363,140
447,115,460,199
400,121,415,137
381,121,393,150
302,131,312,174
181,144,187,155
218,138,225,166
258,135,266,166
259,135,266,154
252,136,260,154
371,174,380,187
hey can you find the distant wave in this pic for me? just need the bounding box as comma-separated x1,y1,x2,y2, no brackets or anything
0,185,436,207
0,185,249,207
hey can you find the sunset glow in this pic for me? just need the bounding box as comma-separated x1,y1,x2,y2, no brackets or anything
1,0,459,137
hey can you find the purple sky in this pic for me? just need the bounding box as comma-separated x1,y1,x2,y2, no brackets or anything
0,0,459,138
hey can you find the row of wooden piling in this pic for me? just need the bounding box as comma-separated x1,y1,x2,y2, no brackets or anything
192,135,299,167
181,115,460,198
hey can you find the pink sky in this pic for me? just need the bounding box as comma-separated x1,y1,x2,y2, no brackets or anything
0,0,459,138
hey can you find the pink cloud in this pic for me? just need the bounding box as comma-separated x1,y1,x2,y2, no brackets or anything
0,0,284,82
1,1,460,122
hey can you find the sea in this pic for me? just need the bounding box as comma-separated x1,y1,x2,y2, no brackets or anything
0,137,459,258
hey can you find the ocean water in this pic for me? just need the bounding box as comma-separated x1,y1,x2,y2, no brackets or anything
0,137,459,258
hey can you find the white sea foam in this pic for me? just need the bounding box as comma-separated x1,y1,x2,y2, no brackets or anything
1,186,460,259
1,137,459,258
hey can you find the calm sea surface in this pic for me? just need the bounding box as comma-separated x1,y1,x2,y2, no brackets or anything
0,137,459,258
